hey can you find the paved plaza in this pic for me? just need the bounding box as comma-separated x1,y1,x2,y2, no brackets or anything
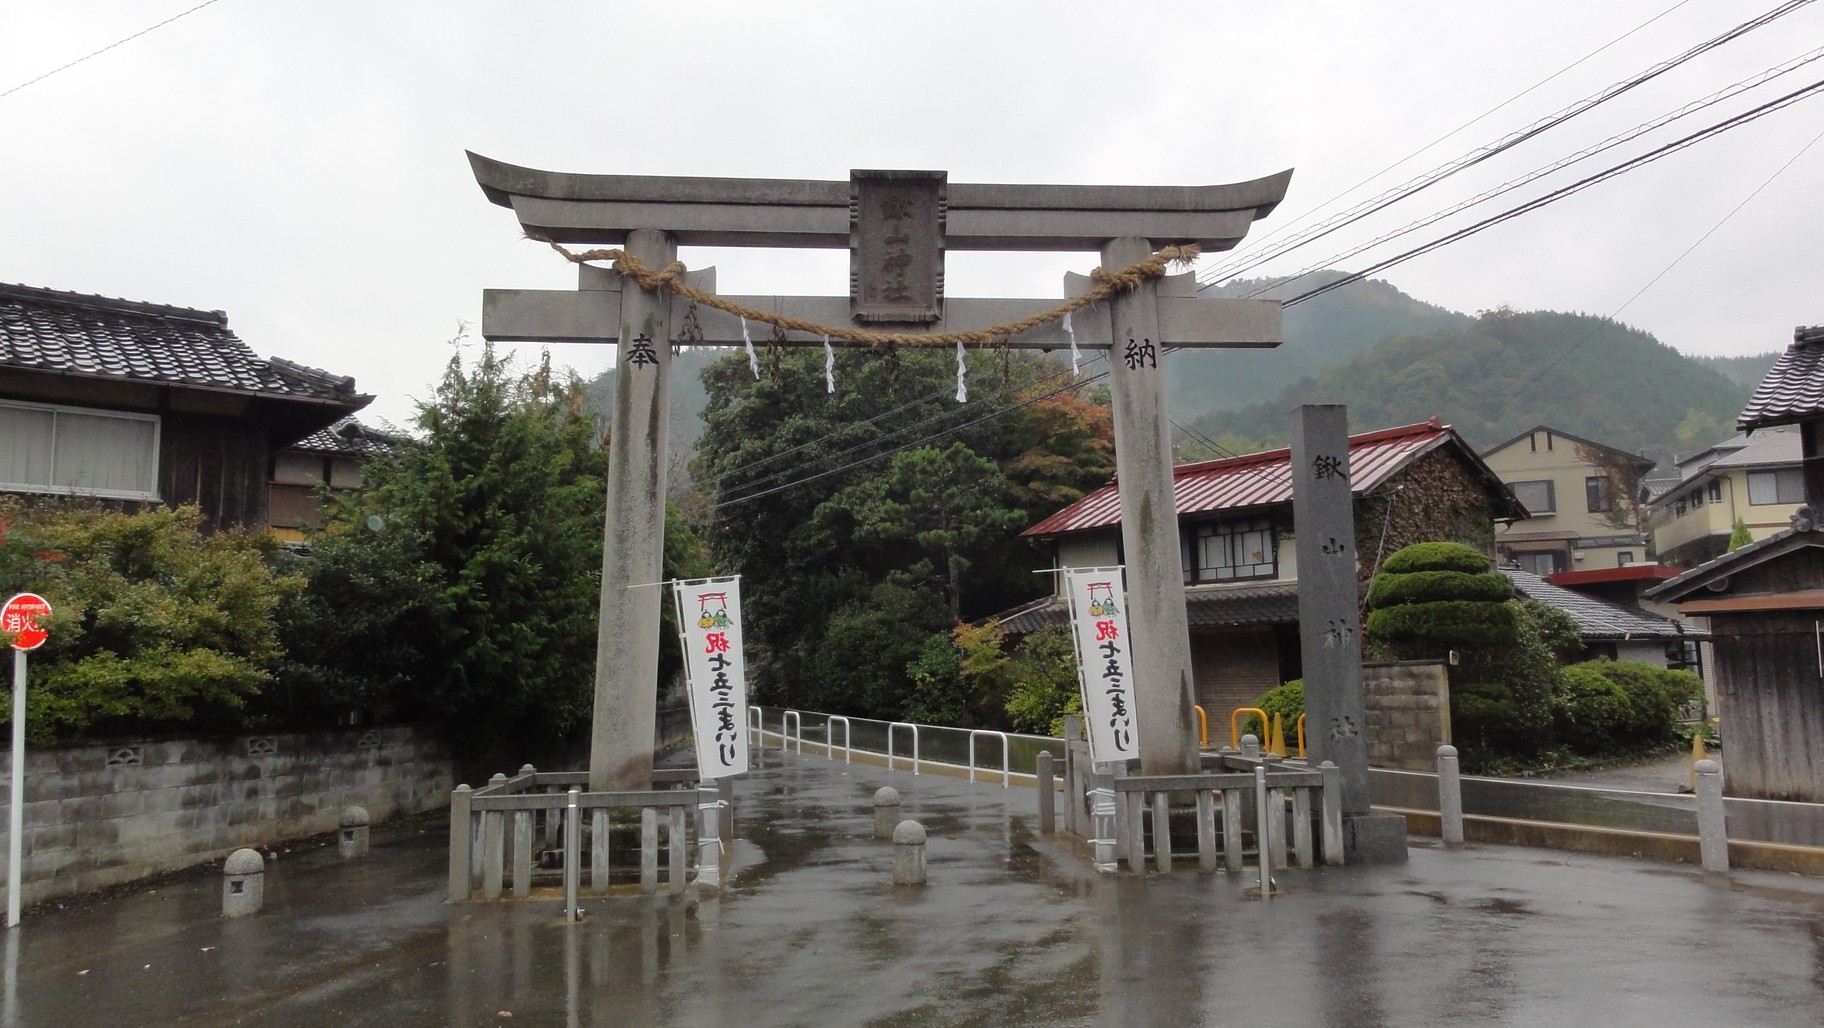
5,751,1824,1026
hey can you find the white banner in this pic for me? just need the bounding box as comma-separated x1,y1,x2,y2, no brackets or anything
1063,567,1140,764
674,576,750,778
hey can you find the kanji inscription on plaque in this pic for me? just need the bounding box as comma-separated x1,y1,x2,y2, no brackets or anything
850,169,945,323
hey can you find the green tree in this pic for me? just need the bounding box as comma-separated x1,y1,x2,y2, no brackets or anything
281,344,611,747
1002,627,1081,735
0,501,296,741
1729,516,1753,551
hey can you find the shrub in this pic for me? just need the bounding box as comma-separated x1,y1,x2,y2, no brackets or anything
1554,664,1633,753
1365,569,1513,608
1377,541,1493,575
1240,679,1303,741
1002,627,1081,736
1561,660,1699,750
1366,600,1517,651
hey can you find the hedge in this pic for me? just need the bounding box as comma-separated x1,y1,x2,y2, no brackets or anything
1366,569,1513,609
1366,599,1518,650
1377,541,1492,576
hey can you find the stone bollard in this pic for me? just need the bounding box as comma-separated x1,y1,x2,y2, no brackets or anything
1695,758,1728,874
1036,752,1056,835
892,820,927,886
873,786,901,840
222,848,265,918
1436,745,1464,848
339,805,371,859
1240,733,1261,760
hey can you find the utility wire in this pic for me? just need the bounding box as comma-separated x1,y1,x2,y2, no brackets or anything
0,0,228,101
1199,0,1814,286
1208,0,1696,280
1279,76,1824,308
1462,115,1824,435
1246,45,1824,301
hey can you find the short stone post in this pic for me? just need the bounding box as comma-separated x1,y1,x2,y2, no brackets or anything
1036,752,1056,835
448,784,472,903
892,820,927,886
339,805,371,859
222,848,265,918
1695,758,1728,874
873,787,902,840
1437,745,1464,849
1240,733,1261,760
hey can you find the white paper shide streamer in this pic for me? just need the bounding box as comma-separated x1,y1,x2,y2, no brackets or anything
741,317,759,379
673,576,750,778
955,340,967,402
1064,311,1081,377
824,334,835,393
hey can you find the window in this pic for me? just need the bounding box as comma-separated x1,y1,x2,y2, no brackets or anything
1748,469,1805,505
1618,551,1636,565
1708,481,1722,503
1511,479,1555,514
1188,516,1275,582
0,401,159,500
1674,498,1686,517
1518,551,1562,575
1689,488,1703,509
1586,476,1613,513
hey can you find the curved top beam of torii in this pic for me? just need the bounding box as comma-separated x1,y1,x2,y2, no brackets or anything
467,152,1293,252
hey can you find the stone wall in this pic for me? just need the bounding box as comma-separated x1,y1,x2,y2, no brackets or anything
0,724,452,909
1363,661,1451,771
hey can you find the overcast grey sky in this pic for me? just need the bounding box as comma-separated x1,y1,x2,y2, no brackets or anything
4,1,1820,427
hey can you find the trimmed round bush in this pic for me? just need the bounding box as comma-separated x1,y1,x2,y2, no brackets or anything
1366,569,1513,609
1366,599,1517,650
1377,541,1492,576
1554,664,1633,753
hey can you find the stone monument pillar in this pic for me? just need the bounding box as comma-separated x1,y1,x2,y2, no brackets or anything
1289,404,1406,863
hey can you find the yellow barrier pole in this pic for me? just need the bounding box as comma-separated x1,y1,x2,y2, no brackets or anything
1268,713,1287,757
1296,714,1306,760
1230,707,1268,750
1193,705,1209,748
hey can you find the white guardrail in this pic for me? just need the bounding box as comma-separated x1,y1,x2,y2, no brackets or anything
746,707,1051,785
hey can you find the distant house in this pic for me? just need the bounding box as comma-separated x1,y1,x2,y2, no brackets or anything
268,417,396,543
1646,325,1824,801
1499,566,1703,672
1645,429,1803,568
0,283,370,531
1001,418,1524,720
1481,425,1654,575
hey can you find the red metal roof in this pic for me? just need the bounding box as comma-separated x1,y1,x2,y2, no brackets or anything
1024,418,1488,538
1545,565,1681,587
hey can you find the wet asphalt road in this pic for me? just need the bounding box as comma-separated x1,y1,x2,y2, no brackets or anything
6,750,1824,1027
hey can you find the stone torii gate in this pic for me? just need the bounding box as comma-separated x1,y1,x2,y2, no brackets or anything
468,153,1292,790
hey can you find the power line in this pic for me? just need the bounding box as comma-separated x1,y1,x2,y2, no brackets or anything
1463,114,1824,435
1199,0,1814,287
1207,0,1696,282
1245,45,1824,302
1277,75,1824,309
0,0,229,101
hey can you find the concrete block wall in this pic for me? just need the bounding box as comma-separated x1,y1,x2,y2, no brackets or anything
1364,661,1451,771
0,725,452,909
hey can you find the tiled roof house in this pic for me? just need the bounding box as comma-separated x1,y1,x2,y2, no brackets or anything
1004,418,1524,721
0,283,370,530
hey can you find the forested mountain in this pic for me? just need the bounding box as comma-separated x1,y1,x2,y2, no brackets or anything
1693,352,1780,391
1171,272,1471,415
1186,307,1751,465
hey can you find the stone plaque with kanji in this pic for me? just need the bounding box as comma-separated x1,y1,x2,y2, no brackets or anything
850,169,945,323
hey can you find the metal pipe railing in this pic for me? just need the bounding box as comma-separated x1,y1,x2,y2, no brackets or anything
782,709,803,754
887,721,921,775
748,705,764,750
1193,704,1209,748
825,715,852,764
968,729,1011,788
1230,707,1268,750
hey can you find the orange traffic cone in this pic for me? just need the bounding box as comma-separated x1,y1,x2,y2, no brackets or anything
1268,712,1288,758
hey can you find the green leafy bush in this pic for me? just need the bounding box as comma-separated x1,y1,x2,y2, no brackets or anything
0,501,295,742
1002,627,1081,736
1377,541,1493,575
1366,600,1518,651
1555,660,1701,752
1240,679,1304,741
1365,569,1512,608
1554,664,1634,753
